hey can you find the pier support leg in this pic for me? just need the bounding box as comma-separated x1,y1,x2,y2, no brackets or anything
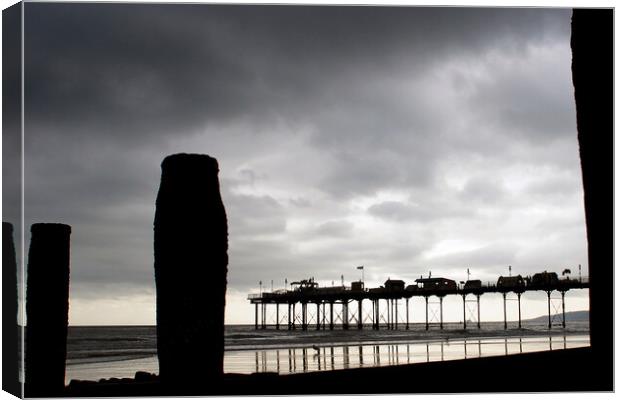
316,303,321,330
477,294,481,329
255,303,259,330
262,303,266,329
406,298,410,330
371,300,375,329
302,303,307,331
343,302,349,330
385,299,389,329
390,299,394,329
292,303,296,330
385,299,390,330
322,303,326,330
517,293,522,329
547,291,552,330
276,303,280,330
462,294,467,330
330,302,334,330
425,296,429,331
439,296,444,330
561,291,566,328
395,299,399,330
288,303,292,330
379,300,382,330
358,300,363,330
503,292,507,330
372,300,376,330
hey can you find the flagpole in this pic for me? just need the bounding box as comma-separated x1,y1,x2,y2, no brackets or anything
357,265,364,286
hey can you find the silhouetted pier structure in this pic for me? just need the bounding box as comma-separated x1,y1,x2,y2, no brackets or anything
248,273,589,331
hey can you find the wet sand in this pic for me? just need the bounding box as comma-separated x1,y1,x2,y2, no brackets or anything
63,346,605,396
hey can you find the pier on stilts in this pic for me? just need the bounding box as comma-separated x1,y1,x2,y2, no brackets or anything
248,272,588,331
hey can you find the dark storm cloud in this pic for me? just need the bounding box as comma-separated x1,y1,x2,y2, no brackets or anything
25,4,570,144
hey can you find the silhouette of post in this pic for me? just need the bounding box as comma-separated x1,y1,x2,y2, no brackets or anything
572,9,613,381
25,223,71,396
3,222,20,397
154,153,228,384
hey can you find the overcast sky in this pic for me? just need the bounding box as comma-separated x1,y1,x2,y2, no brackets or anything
15,4,588,325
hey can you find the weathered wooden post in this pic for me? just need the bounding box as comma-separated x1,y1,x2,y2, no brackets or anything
25,223,71,397
3,222,19,397
154,153,228,385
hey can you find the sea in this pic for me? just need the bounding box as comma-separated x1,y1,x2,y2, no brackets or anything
65,321,590,384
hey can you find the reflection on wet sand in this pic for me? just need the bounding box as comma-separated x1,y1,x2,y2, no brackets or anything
232,335,590,375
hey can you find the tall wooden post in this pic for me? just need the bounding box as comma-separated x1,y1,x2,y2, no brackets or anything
154,154,228,384
3,223,19,397
25,223,72,396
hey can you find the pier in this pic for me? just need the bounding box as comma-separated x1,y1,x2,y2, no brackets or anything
248,272,589,331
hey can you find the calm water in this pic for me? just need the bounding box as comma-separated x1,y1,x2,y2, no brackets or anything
65,322,590,383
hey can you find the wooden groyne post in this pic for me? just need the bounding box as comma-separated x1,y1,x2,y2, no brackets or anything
25,223,71,397
3,222,20,397
154,153,228,385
